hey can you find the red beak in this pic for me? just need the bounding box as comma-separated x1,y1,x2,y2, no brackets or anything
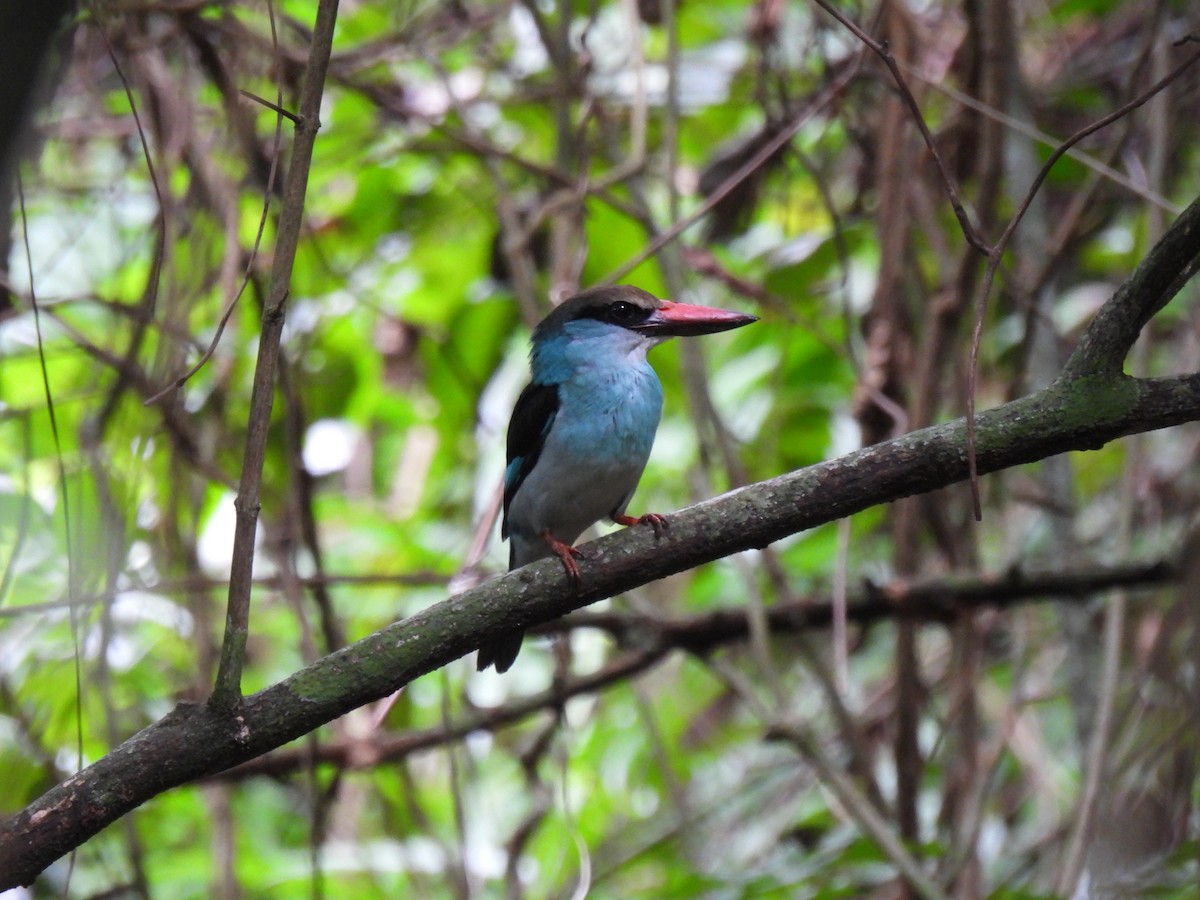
631,300,758,337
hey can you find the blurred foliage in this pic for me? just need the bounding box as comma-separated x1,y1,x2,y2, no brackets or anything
2,0,1200,897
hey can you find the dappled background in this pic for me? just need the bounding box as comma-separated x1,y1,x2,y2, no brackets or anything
2,0,1200,897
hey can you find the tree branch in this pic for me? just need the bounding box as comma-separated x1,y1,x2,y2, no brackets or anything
1063,189,1200,378
211,559,1174,782
2,201,1200,896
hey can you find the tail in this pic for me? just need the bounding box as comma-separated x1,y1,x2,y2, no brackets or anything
476,631,524,673
476,536,534,672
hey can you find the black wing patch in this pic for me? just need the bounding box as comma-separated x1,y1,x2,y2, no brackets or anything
502,381,560,537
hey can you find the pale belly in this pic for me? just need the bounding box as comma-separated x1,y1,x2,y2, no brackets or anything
508,446,648,547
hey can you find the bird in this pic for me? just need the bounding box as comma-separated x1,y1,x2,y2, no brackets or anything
477,284,757,672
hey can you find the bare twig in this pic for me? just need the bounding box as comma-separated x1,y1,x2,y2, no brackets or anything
810,0,989,254
212,0,341,710
238,88,299,123
145,13,286,405
895,57,1180,216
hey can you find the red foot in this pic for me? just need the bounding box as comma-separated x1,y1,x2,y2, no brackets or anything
542,529,587,584
613,512,669,538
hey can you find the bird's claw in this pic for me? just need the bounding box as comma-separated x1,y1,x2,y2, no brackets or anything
614,512,669,539
542,529,586,586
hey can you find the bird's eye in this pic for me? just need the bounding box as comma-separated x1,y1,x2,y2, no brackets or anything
608,302,639,323
576,297,651,327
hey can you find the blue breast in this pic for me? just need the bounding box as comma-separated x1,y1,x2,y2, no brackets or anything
531,321,664,467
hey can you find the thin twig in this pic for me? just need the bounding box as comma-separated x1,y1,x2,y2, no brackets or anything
809,0,988,253
145,21,287,405
212,0,342,710
239,88,299,122
90,26,169,442
895,57,1180,216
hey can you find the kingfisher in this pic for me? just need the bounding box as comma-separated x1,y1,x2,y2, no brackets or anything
477,284,757,672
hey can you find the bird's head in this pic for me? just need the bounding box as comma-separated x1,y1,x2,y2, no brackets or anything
531,285,757,367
